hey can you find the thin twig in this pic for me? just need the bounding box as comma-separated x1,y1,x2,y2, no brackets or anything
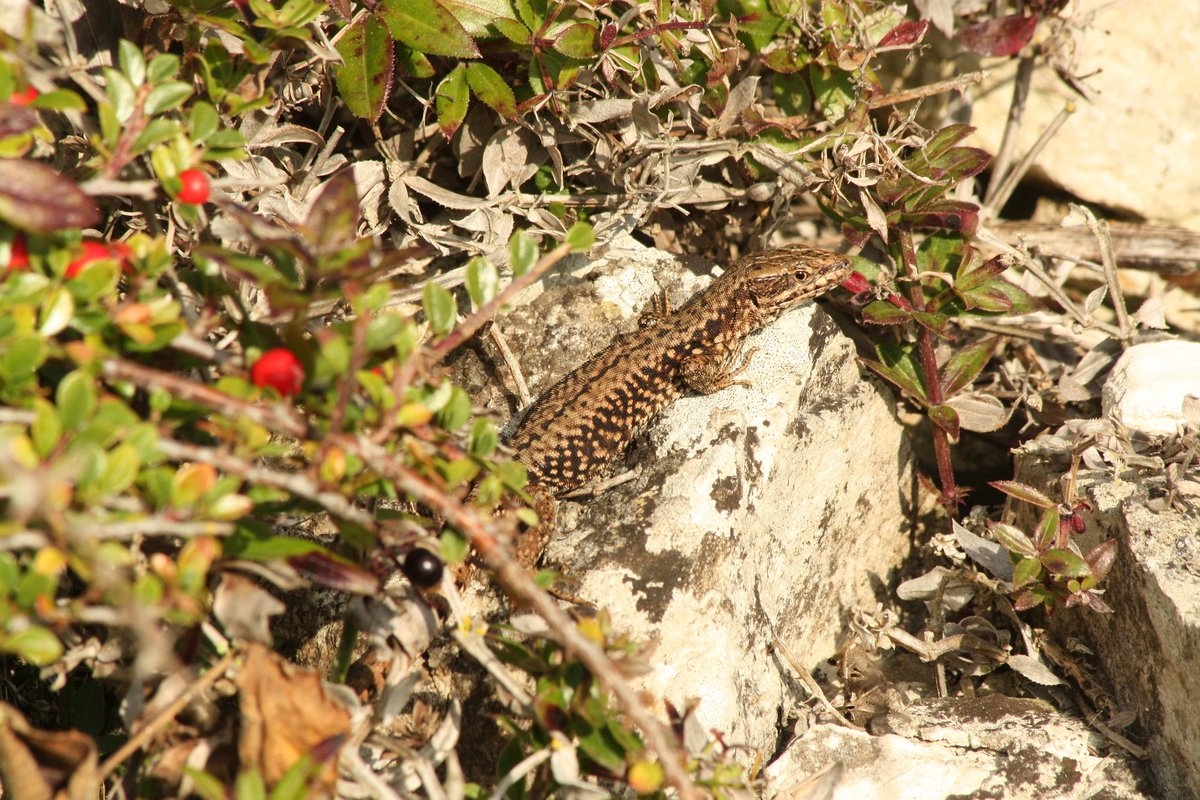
1079,206,1132,341
427,242,574,361
987,102,1076,216
489,326,532,409
867,70,991,110
98,649,237,782
80,519,235,541
983,56,1035,210
771,635,857,729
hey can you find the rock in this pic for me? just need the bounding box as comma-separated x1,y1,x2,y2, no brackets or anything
965,0,1200,227
481,236,913,753
766,696,1145,799
1013,435,1200,799
1101,339,1200,436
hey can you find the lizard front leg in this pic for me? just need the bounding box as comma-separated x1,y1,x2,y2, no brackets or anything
680,346,758,395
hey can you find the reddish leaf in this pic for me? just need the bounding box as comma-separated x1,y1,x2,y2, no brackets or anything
860,342,928,403
929,403,960,441
324,0,351,20
305,170,361,254
878,19,928,47
989,480,1055,508
861,299,912,326
288,551,381,594
840,271,872,294
0,104,39,138
1086,539,1118,581
0,159,100,232
901,200,980,235
957,14,1037,57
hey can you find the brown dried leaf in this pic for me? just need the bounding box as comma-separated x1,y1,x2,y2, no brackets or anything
0,702,97,800
0,159,100,233
236,644,350,796
212,574,286,645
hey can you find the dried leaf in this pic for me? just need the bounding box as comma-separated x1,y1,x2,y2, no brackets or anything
0,702,97,800
1006,654,1063,686
944,391,1010,433
213,574,286,644
953,519,1014,581
0,159,100,233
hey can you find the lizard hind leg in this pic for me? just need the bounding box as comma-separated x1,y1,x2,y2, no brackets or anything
680,346,758,395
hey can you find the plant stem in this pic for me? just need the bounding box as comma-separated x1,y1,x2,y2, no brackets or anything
898,228,958,507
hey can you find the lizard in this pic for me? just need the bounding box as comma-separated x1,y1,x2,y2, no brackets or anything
502,243,853,563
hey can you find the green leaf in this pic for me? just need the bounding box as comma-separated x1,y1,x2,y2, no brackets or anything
465,62,517,118
423,281,458,336
434,63,469,138
493,16,530,44
1042,548,1091,579
365,313,406,352
103,67,137,122
31,398,61,458
988,522,1038,558
235,769,267,800
940,337,996,396
1012,556,1041,587
38,286,75,337
439,527,469,563
183,769,228,800
437,385,471,429
928,403,959,441
57,371,98,429
101,443,141,496
377,0,480,58
146,53,182,84
811,65,855,123
860,343,927,403
2,624,63,665
189,101,220,142
551,22,597,58
118,39,146,86
144,81,193,115
28,89,86,112
1035,507,1060,550
564,221,594,252
133,117,182,153
334,14,395,123
861,299,911,326
465,256,498,307
468,417,498,457
0,336,46,382
508,230,538,276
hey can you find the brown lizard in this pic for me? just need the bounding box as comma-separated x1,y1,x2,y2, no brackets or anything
504,244,852,557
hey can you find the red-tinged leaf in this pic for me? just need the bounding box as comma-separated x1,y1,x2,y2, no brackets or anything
878,19,928,47
552,22,597,59
901,200,980,236
913,310,948,333
0,104,39,138
305,171,361,254
990,480,1056,508
1013,586,1045,610
435,63,469,138
958,283,1012,312
989,522,1039,558
862,299,912,325
325,0,351,19
956,253,1008,293
920,124,976,161
860,342,928,403
941,337,997,395
957,14,1037,57
1086,539,1118,581
288,551,381,595
987,278,1039,313
334,14,394,122
1041,548,1090,579
465,62,517,118
376,0,480,58
0,159,100,232
1012,556,1042,587
929,403,960,441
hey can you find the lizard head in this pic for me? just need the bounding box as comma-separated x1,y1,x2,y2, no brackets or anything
737,244,854,322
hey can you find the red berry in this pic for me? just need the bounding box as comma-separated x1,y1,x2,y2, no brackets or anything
176,169,210,205
65,240,115,278
6,236,29,272
8,87,38,106
250,348,305,396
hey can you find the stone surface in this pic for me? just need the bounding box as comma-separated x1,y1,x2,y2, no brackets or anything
966,0,1200,227
478,237,913,754
1101,339,1200,436
766,696,1145,799
1014,442,1200,799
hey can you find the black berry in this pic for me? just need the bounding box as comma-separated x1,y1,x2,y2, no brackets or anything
402,548,443,588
